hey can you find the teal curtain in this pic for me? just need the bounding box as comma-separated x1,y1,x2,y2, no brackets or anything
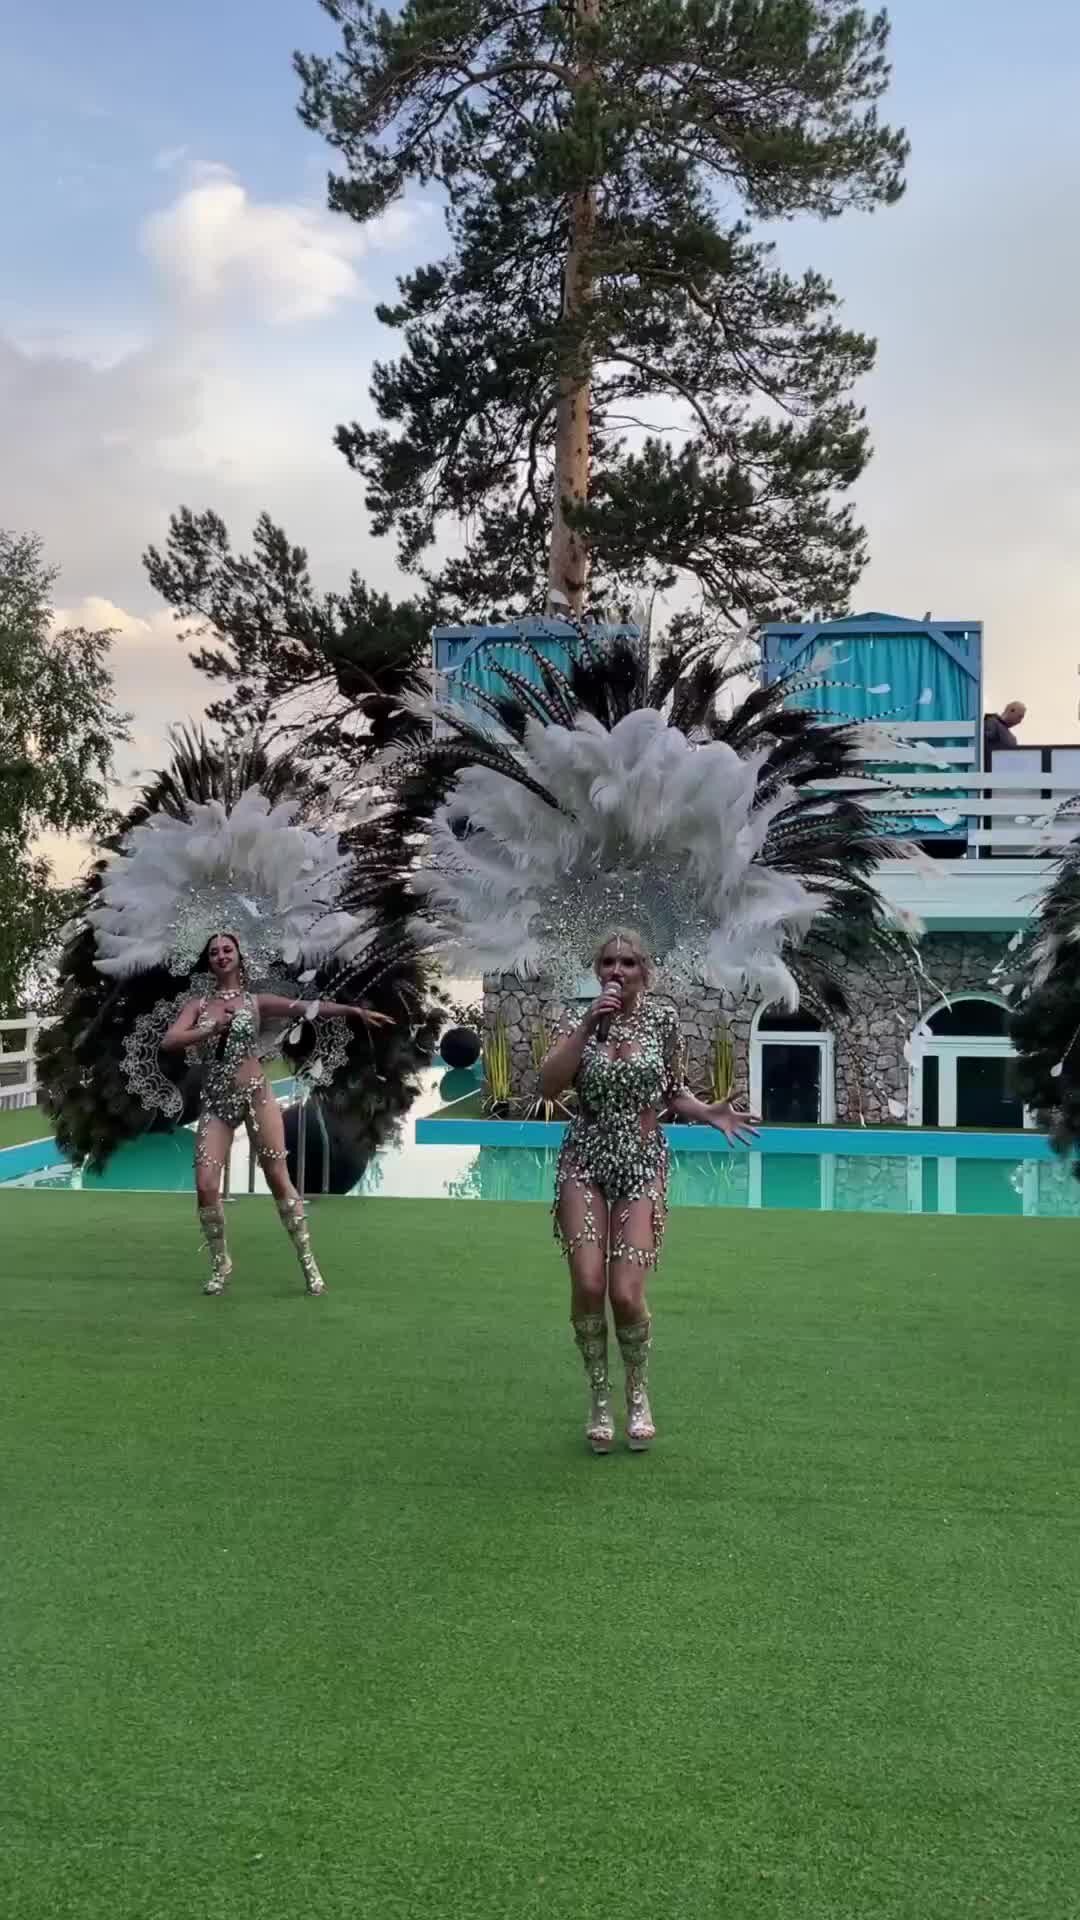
786,633,975,836
453,640,573,703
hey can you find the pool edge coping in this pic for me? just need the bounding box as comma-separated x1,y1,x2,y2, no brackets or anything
414,1117,1054,1160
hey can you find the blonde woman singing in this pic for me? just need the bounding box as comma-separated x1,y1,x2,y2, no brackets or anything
541,930,757,1453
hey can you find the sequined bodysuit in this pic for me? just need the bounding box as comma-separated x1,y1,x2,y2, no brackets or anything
193,993,286,1174
553,997,688,1269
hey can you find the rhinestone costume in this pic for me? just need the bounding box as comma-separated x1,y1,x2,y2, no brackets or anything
553,997,688,1269
192,993,287,1174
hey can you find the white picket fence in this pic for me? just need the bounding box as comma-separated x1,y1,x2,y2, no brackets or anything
0,1016,53,1110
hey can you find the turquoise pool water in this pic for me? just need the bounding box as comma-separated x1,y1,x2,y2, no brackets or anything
4,1133,1079,1216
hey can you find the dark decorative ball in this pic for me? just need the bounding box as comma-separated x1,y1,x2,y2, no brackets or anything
440,1026,481,1070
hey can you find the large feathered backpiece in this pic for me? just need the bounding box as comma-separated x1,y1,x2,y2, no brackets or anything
37,730,441,1172
1007,836,1080,1173
350,625,920,1020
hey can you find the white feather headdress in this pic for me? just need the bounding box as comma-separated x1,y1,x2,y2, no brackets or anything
89,786,373,980
409,707,836,1006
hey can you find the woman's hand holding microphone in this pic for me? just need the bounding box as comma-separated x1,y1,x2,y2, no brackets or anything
586,978,623,1040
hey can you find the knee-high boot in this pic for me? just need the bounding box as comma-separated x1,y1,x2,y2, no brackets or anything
572,1313,615,1454
616,1318,655,1450
198,1202,232,1296
276,1195,326,1295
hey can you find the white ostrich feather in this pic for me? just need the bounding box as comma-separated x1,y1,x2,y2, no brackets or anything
89,784,375,980
408,707,834,1005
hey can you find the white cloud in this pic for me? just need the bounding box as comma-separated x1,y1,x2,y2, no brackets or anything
34,598,213,884
141,164,418,325
8,122,1078,806
53,595,212,771
0,331,207,608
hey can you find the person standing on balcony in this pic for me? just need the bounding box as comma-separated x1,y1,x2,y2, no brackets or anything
983,701,1026,755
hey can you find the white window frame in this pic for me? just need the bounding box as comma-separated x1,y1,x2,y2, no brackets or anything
907,1036,1035,1129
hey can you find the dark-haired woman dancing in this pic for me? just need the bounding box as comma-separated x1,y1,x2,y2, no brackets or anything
162,931,392,1296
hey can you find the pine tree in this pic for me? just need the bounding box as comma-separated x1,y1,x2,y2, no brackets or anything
144,508,437,764
296,0,907,618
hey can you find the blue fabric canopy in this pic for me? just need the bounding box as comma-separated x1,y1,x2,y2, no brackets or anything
762,616,982,837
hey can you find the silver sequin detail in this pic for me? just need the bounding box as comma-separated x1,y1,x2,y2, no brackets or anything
553,997,687,1268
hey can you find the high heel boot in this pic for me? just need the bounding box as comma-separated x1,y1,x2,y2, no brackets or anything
198,1202,232,1296
616,1318,655,1450
572,1314,615,1454
276,1195,326,1295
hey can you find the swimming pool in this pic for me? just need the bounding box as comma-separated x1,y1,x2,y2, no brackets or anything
2,1070,1077,1215
3,1128,1079,1216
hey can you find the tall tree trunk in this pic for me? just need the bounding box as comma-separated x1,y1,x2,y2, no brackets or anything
547,0,599,618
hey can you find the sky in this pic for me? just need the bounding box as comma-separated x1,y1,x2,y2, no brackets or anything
4,0,1080,877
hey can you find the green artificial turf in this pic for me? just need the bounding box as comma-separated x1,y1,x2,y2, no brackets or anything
2,1194,1078,1919
0,1103,51,1146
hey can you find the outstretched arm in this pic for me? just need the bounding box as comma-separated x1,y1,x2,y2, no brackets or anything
660,1010,759,1145
256,993,394,1029
667,1087,760,1145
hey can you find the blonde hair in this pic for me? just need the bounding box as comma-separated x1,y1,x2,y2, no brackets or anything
593,927,653,985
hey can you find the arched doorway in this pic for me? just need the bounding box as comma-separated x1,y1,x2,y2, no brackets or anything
750,1007,835,1125
907,995,1027,1130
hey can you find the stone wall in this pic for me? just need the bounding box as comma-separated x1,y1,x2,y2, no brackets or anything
482,933,1014,1123
828,932,1011,1124
480,975,754,1108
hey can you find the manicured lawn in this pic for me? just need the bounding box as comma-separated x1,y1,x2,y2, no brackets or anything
2,1194,1078,1918
0,1103,51,1147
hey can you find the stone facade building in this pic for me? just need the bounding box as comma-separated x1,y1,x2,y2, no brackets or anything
482,932,1015,1127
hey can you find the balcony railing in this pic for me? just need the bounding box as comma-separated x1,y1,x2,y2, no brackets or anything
0,1017,54,1110
811,725,1080,857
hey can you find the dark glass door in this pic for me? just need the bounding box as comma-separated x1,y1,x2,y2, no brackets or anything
761,1043,821,1123
955,1055,1024,1129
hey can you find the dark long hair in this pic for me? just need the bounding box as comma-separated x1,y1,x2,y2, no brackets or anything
195,931,248,984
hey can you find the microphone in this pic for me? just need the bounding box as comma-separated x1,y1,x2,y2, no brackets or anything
596,977,623,1043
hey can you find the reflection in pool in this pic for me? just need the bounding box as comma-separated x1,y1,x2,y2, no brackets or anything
7,1136,1078,1217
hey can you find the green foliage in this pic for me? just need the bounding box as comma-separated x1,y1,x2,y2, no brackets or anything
704,1016,735,1103
0,528,128,1013
144,507,438,754
296,0,907,616
481,1016,513,1109
1010,850,1080,1174
0,851,79,1017
526,1014,570,1122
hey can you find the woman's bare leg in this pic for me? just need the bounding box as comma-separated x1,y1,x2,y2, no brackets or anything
557,1173,614,1451
194,1115,234,1294
247,1082,325,1295
608,1196,659,1449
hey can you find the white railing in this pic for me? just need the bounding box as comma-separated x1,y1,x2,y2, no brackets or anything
0,1016,54,1110
813,726,1080,856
